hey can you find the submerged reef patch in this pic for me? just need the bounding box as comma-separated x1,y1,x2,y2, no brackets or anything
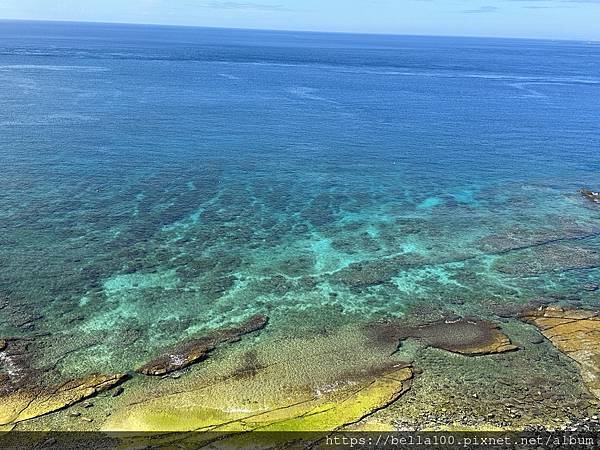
331,255,425,290
99,322,415,438
136,314,269,376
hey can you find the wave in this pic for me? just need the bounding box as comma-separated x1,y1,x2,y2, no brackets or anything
507,82,548,99
208,60,600,87
218,73,240,80
0,64,108,72
287,86,340,104
0,50,596,88
0,113,98,127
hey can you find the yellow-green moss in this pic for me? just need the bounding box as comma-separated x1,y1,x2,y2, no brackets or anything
104,366,412,446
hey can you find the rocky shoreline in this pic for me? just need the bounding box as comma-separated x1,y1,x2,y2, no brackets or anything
1,305,599,441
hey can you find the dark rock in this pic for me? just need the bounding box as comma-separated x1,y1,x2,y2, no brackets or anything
370,317,518,356
137,314,269,376
41,437,57,447
581,189,600,204
111,386,124,397
529,335,545,345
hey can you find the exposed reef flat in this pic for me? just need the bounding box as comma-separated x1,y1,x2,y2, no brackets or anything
100,322,414,445
520,306,600,400
1,339,127,428
137,314,269,376
3,308,599,437
106,364,413,450
1,362,127,429
371,317,518,356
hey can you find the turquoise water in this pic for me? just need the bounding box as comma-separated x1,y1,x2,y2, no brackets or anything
0,21,599,376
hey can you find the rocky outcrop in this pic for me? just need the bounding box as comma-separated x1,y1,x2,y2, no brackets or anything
520,306,600,399
372,318,518,356
581,189,600,204
0,372,128,426
0,339,39,395
137,314,269,376
1,339,128,426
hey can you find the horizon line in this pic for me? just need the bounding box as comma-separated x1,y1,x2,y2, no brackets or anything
0,18,596,44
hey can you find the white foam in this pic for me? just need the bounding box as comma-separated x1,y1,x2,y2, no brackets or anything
287,86,340,104
0,64,108,72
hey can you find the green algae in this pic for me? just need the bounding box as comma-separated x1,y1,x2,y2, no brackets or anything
102,365,412,447
94,323,413,434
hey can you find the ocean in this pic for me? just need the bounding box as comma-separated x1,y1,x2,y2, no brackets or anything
0,21,599,430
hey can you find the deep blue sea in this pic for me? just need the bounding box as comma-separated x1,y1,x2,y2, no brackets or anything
0,21,599,374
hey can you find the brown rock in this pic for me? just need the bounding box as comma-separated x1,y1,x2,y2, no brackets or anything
387,318,519,356
137,314,269,376
520,306,600,399
0,340,6,352
0,339,38,396
581,189,600,204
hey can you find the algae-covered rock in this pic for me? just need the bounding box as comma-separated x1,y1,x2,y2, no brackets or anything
103,320,415,443
103,363,412,441
0,373,128,426
137,314,269,376
520,306,600,399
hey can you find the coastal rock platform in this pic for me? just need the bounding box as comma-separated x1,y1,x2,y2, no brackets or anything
520,306,600,400
0,370,127,428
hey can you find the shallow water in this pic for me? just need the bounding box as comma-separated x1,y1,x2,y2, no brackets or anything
0,22,599,380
